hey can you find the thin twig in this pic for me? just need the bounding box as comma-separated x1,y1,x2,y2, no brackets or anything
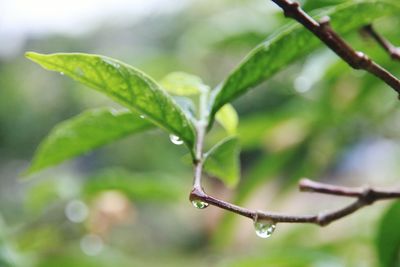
362,24,400,61
299,178,400,199
270,0,400,97
190,178,400,226
189,0,400,229
190,98,400,226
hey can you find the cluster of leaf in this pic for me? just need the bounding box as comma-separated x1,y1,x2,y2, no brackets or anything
21,0,400,266
26,0,400,183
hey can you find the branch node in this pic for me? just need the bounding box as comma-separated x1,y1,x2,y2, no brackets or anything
298,178,315,192
360,187,375,205
390,48,400,60
192,159,200,165
189,187,207,202
316,212,330,226
283,1,300,18
353,51,372,69
319,16,331,28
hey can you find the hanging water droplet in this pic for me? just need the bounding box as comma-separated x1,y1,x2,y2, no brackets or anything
140,115,146,119
60,72,64,75
191,199,209,209
169,134,184,145
254,217,276,238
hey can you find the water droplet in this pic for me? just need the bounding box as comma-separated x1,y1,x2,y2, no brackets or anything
140,115,146,119
254,217,276,238
191,199,209,209
102,58,120,68
110,108,120,116
75,67,84,77
60,72,64,75
65,200,88,223
169,134,183,145
80,234,103,256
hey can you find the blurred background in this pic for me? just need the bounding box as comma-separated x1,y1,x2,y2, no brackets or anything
1,0,400,266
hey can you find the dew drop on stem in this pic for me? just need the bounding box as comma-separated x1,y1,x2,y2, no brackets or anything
169,134,183,145
191,199,209,209
254,216,276,238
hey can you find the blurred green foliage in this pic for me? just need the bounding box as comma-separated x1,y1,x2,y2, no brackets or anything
1,0,400,266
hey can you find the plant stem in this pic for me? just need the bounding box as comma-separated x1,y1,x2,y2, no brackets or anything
189,0,400,227
192,87,209,188
362,24,400,61
270,0,400,96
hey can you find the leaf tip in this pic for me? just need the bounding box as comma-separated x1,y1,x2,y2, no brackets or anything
25,51,39,59
25,52,47,65
18,166,36,181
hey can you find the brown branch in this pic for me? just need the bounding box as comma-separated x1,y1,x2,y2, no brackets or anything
362,24,400,61
190,96,400,227
189,0,400,231
270,0,400,97
299,178,400,199
190,178,400,227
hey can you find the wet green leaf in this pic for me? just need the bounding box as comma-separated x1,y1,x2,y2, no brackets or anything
204,137,240,188
27,108,153,174
25,52,196,151
210,0,400,118
376,201,400,267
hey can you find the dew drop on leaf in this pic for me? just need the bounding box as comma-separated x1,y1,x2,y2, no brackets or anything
191,199,209,209
102,58,120,68
140,115,146,119
169,134,183,145
75,67,84,77
254,217,276,238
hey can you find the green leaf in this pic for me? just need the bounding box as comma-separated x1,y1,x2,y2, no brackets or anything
25,52,196,151
27,108,153,174
376,201,400,267
210,0,400,118
160,71,208,96
204,137,240,188
215,104,239,135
